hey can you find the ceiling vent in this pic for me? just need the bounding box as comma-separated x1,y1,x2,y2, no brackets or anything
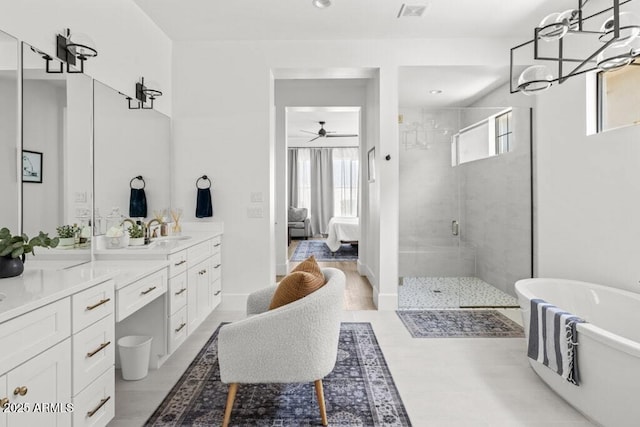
397,4,429,18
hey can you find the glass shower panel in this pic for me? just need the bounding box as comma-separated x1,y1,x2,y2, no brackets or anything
398,106,530,309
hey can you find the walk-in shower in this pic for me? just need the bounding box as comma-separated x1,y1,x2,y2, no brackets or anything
397,84,532,309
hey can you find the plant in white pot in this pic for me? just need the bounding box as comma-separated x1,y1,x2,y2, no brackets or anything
128,223,145,246
56,224,80,247
0,227,59,278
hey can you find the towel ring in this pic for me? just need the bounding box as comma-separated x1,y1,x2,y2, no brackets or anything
196,175,212,189
130,175,145,189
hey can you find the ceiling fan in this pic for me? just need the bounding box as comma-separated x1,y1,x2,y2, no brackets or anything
301,121,358,142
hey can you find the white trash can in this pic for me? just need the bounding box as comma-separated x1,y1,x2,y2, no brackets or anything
118,335,152,380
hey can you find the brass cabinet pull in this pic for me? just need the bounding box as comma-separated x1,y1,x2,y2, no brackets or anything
174,260,186,266
141,286,157,295
175,322,186,333
214,290,221,296
13,386,27,396
86,298,111,311
175,288,187,296
214,264,221,269
213,243,221,247
87,396,111,418
87,341,111,358
0,397,9,407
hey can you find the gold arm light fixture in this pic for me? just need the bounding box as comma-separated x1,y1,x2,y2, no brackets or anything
510,0,640,95
127,76,163,110
44,28,97,74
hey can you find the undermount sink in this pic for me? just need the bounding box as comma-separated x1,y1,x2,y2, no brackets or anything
153,236,192,241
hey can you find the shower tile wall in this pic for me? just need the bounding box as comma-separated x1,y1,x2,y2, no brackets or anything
458,108,532,297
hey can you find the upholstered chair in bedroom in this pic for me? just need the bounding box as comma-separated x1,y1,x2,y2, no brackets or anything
288,206,312,239
218,267,345,427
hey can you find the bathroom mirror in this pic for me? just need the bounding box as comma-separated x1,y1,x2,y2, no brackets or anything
22,42,93,260
0,30,19,233
93,80,171,235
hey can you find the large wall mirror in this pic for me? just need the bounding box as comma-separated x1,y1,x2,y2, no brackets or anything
93,80,171,235
0,30,19,233
22,43,93,260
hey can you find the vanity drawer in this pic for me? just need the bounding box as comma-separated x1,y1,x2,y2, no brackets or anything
0,298,71,373
116,270,167,322
72,280,115,333
211,252,222,282
168,250,187,278
72,366,114,427
211,235,222,255
168,306,188,353
72,314,115,395
168,271,188,315
187,240,211,264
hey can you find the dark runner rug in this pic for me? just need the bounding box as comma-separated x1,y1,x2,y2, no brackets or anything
146,322,411,426
397,310,524,338
290,240,358,262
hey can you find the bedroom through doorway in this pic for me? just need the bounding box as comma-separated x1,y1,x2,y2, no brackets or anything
283,106,373,310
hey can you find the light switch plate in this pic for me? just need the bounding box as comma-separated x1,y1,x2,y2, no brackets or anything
247,207,263,218
250,192,263,203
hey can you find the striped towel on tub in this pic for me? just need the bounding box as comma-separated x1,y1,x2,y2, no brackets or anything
527,298,585,386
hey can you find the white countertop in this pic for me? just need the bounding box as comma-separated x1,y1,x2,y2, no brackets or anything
0,228,224,324
0,265,117,324
94,231,221,258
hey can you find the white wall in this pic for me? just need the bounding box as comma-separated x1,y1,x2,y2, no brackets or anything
172,38,511,309
274,79,368,276
0,0,172,116
536,75,640,292
0,75,18,232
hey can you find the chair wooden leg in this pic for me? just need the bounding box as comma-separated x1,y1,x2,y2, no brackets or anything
222,383,238,427
314,379,328,426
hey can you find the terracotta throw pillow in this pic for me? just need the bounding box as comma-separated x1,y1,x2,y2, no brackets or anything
269,256,326,310
291,255,322,277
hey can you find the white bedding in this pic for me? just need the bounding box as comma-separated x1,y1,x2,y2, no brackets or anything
325,217,359,252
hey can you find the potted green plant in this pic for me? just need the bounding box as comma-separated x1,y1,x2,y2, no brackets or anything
0,227,59,278
56,224,80,247
128,223,145,246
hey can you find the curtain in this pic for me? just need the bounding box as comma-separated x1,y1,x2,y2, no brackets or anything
310,148,333,235
287,149,298,208
332,147,359,217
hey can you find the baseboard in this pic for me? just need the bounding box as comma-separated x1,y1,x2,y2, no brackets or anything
276,262,289,276
220,293,248,311
376,293,398,311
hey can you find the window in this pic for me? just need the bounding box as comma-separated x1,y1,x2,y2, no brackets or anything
452,108,512,166
495,110,512,154
598,60,640,132
332,147,359,217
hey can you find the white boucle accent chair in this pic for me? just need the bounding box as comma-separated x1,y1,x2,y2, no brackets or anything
218,267,345,427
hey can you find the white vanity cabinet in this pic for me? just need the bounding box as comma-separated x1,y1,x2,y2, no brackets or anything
0,276,116,427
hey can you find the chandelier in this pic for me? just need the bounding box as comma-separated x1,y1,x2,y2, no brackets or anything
510,0,640,95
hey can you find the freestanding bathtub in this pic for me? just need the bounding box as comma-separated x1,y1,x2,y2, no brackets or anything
515,278,640,427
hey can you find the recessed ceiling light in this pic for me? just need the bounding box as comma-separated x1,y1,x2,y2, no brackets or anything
312,0,331,8
429,89,442,94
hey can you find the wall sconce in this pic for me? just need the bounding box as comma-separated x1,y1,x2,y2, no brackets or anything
127,77,163,109
510,0,640,95
45,28,97,74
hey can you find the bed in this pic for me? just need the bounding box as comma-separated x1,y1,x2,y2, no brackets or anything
325,217,359,252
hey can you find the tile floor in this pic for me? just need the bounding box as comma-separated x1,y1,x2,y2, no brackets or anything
399,277,520,309
109,308,594,427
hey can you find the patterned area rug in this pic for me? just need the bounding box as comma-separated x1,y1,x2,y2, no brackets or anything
290,240,358,262
146,322,411,426
397,310,524,338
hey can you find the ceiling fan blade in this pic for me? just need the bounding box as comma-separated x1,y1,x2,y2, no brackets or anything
326,134,359,138
300,130,318,135
308,136,321,142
